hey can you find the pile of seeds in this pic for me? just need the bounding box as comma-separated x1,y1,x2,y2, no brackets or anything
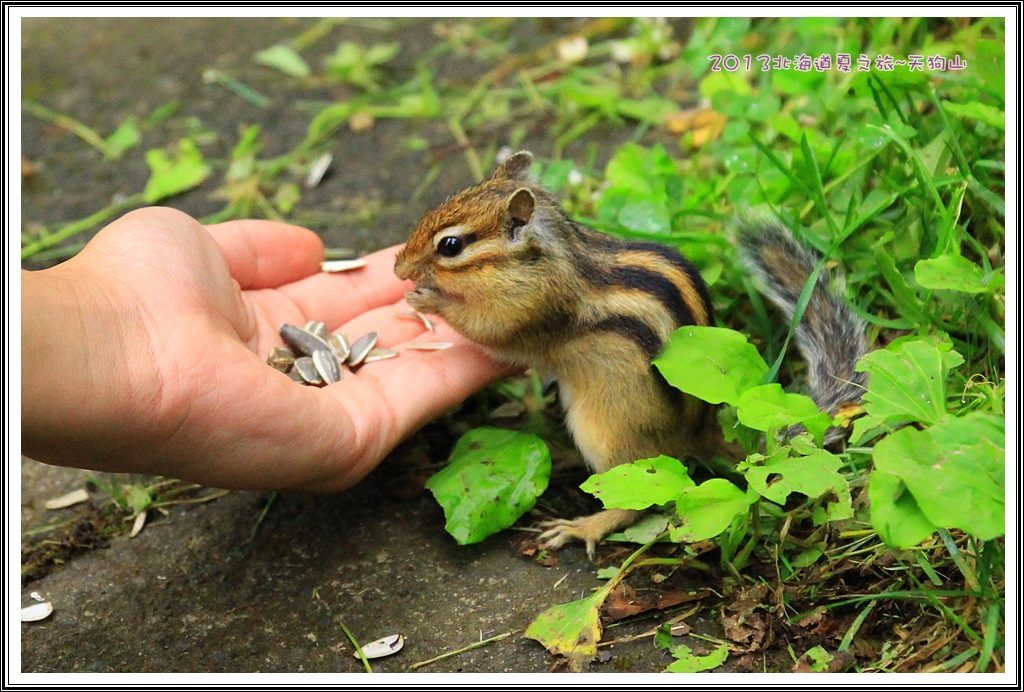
267,314,451,386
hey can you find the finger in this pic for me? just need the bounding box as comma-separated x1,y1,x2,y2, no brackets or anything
276,245,414,326
205,219,324,290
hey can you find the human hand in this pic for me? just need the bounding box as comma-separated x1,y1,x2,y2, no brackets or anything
21,207,513,492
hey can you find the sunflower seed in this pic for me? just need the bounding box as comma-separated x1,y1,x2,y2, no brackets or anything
313,349,342,384
129,510,147,538
280,323,331,357
267,346,296,372
21,602,53,623
294,357,323,385
346,332,379,366
44,488,90,510
394,309,435,332
287,368,306,384
320,258,368,273
403,342,452,351
329,332,350,361
354,633,404,659
305,152,333,189
310,322,332,342
363,348,399,363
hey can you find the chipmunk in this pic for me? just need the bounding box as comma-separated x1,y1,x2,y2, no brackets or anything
394,151,866,557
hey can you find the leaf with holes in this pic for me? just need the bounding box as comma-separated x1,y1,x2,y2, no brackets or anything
871,411,1004,543
425,427,550,545
670,479,757,542
580,455,694,510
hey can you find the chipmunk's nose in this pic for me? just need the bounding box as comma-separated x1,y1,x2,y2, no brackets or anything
394,250,413,281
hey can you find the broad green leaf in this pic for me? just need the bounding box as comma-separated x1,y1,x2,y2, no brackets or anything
744,449,850,514
868,471,937,549
871,412,1004,543
525,590,604,672
581,456,694,510
736,384,832,442
425,428,550,545
855,337,964,426
664,643,729,673
655,326,769,406
143,139,211,203
104,117,140,158
621,513,671,543
254,44,311,78
914,254,1001,294
671,479,756,542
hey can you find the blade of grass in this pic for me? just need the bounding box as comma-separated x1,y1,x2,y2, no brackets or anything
23,101,117,158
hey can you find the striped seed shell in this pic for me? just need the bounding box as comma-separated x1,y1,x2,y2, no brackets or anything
313,349,342,384
329,332,351,361
267,346,296,372
354,634,404,659
403,342,452,351
346,332,379,366
320,258,368,272
280,323,331,357
294,356,323,385
394,309,435,332
362,348,399,363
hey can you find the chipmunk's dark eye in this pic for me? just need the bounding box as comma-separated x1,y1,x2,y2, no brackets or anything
437,235,465,258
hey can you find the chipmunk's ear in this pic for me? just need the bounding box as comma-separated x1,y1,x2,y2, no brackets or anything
492,151,534,182
506,188,536,239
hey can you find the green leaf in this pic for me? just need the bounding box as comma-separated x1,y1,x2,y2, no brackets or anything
671,479,756,542
143,139,211,203
855,337,964,426
744,449,850,514
736,384,832,442
655,326,769,406
871,412,1005,544
581,456,694,510
868,471,938,549
524,590,603,672
124,484,152,515
425,428,550,545
915,254,1002,294
942,100,1004,131
254,44,311,78
664,643,729,673
104,117,140,159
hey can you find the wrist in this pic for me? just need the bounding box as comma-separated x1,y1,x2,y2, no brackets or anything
21,265,159,470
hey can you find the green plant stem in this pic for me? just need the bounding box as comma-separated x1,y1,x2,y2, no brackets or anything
338,619,372,673
23,101,116,158
406,631,513,671
21,193,146,260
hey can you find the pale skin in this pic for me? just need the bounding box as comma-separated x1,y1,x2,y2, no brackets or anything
21,207,512,492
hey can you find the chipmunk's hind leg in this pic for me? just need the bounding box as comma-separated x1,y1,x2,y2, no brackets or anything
538,508,642,560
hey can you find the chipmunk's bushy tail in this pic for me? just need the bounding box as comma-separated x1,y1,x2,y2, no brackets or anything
736,217,867,441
